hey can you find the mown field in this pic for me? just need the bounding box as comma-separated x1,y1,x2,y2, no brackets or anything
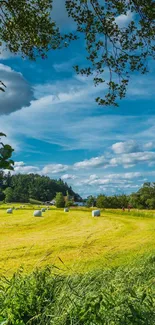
0,205,155,274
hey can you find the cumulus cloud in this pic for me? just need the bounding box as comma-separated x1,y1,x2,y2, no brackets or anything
144,142,155,149
74,156,107,169
110,152,155,168
111,140,140,154
61,174,77,180
0,64,34,115
42,164,69,175
13,161,40,174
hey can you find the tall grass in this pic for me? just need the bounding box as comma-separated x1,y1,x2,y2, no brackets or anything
0,254,155,325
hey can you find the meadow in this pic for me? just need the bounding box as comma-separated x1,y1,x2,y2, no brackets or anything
0,205,155,324
0,205,155,274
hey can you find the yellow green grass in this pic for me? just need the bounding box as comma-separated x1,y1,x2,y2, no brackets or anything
0,205,155,274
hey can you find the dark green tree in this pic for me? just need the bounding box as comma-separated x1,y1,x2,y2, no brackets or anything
86,195,96,207
4,187,14,203
55,192,65,208
96,195,108,208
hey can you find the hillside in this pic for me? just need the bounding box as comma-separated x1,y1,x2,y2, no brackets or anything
0,172,81,203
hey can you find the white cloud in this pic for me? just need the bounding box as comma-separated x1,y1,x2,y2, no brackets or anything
61,174,77,180
13,161,40,174
111,140,140,154
144,142,154,149
42,164,69,175
115,11,134,27
74,156,107,169
14,161,25,167
110,152,155,168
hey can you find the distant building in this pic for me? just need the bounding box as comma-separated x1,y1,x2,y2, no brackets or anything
44,200,56,205
74,202,85,207
50,200,56,205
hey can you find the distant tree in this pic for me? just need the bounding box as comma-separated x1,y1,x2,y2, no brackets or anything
55,192,65,208
86,196,96,207
0,173,78,203
96,195,108,208
146,198,155,210
129,193,143,209
117,194,129,208
4,187,14,203
65,200,74,208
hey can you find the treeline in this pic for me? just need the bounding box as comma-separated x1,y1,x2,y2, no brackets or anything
0,172,81,203
86,182,155,209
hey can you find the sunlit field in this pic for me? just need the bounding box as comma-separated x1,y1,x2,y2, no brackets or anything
0,205,155,274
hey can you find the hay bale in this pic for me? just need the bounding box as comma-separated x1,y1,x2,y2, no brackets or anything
92,210,100,217
64,208,69,212
41,208,46,212
33,210,42,217
7,208,13,214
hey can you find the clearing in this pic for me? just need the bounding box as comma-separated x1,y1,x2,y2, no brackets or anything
0,206,155,274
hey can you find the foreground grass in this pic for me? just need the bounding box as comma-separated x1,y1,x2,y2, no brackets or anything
0,254,155,324
0,206,155,274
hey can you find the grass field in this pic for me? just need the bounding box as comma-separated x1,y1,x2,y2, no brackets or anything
0,205,155,274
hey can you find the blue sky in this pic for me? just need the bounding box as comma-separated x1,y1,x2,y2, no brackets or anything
0,1,155,198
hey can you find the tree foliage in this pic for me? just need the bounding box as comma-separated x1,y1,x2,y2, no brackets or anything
0,0,154,106
0,0,73,61
55,192,65,208
87,183,155,209
66,0,155,106
0,172,80,203
86,195,96,207
0,133,14,170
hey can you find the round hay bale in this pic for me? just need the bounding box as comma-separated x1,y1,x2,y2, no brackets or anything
41,208,46,212
64,208,69,212
92,210,100,217
33,210,42,217
7,208,13,214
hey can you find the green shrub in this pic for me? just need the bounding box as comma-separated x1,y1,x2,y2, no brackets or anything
65,200,74,208
0,255,155,324
55,193,65,208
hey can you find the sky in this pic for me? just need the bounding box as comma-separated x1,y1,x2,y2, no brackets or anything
0,1,155,198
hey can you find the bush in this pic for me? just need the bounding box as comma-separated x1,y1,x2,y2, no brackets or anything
55,192,65,208
0,255,155,325
65,200,74,207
